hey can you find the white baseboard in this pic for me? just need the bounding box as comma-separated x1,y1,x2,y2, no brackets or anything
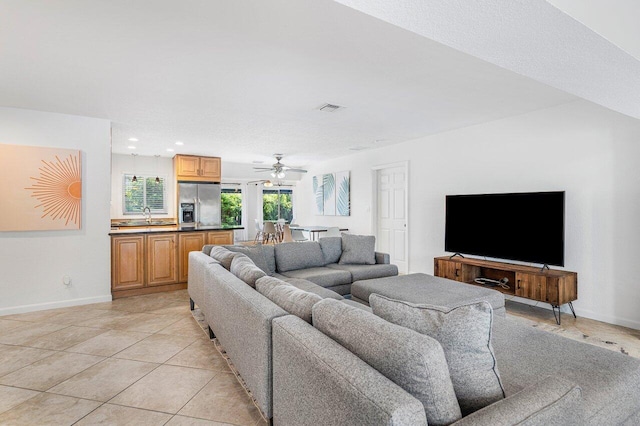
505,296,640,330
0,295,113,316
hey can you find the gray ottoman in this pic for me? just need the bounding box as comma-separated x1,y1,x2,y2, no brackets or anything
351,273,506,316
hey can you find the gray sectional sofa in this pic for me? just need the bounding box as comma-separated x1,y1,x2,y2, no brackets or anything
188,237,398,420
188,238,640,425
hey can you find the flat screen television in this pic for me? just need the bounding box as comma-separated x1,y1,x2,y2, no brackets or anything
445,191,565,266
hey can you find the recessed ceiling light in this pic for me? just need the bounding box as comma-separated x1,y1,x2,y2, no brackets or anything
166,148,174,152
127,145,136,149
175,141,184,146
128,137,138,142
349,146,368,151
252,160,265,164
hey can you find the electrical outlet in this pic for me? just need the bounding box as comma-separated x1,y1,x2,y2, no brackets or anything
63,275,72,286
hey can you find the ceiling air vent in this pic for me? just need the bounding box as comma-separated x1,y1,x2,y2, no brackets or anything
318,103,343,112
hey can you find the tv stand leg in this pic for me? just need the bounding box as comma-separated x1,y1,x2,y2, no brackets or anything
449,253,465,260
551,304,561,325
568,301,576,319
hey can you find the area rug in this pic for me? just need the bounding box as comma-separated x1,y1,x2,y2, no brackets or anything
191,308,269,423
506,313,637,357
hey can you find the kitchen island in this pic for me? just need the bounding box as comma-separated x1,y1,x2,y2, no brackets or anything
110,224,243,298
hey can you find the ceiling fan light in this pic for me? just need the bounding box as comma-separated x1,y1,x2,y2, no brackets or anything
277,171,286,179
270,172,276,178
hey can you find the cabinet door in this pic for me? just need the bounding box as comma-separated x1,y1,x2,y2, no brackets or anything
112,236,145,290
435,259,463,281
176,155,200,178
207,230,233,245
200,157,221,180
515,273,547,301
147,234,177,286
178,232,206,283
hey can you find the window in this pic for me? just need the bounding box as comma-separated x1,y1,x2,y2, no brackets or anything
263,188,293,222
123,174,167,214
221,188,242,226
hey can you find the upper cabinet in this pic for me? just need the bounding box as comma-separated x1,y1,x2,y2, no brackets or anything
174,155,221,182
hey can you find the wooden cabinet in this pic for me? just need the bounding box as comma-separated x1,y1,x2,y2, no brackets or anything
207,230,233,245
147,234,177,286
178,232,206,283
174,155,221,182
434,256,577,323
111,236,145,290
111,229,235,298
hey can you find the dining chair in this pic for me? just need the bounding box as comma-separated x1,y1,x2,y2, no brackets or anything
263,221,278,244
253,219,264,243
321,226,342,238
281,224,294,243
291,229,308,242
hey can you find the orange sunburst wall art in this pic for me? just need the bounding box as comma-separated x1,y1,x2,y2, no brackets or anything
0,144,82,231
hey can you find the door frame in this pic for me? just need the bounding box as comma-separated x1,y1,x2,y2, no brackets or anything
371,161,409,274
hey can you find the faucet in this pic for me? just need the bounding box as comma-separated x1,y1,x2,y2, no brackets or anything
142,206,152,224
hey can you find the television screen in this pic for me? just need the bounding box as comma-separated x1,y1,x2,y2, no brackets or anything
445,191,565,266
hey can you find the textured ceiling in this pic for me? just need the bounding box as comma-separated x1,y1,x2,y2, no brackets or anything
0,0,621,167
334,0,640,120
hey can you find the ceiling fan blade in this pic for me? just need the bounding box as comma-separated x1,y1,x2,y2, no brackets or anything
253,167,274,171
285,168,307,173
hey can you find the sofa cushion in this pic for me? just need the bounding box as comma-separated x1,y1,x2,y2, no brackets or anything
230,253,267,288
327,263,398,281
274,241,325,272
370,295,505,416
281,277,343,300
319,237,342,264
339,234,376,265
224,244,271,275
209,246,237,270
256,277,322,323
261,244,276,275
313,299,462,425
453,376,582,426
280,267,352,288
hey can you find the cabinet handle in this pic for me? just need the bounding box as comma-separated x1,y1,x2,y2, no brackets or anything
517,280,521,289
455,269,460,277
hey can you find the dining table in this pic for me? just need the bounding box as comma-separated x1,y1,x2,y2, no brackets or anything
289,225,349,241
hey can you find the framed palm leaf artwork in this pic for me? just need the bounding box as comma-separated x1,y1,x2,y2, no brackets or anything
313,171,350,216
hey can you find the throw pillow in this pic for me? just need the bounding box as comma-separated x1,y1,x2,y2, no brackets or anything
224,244,272,275
339,234,375,265
313,299,462,425
230,253,266,288
370,295,505,416
256,277,322,323
209,246,237,270
319,237,342,264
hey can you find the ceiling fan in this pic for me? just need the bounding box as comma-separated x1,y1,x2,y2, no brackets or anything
253,154,307,179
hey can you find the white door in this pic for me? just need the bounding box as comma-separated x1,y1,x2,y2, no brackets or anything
376,165,408,273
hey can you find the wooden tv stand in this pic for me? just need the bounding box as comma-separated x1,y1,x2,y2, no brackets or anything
434,256,577,324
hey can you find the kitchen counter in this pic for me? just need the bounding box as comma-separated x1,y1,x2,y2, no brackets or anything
109,224,244,235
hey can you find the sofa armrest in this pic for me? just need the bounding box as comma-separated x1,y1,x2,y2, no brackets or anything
272,315,427,426
187,251,218,309
375,252,390,264
202,244,214,255
452,376,582,425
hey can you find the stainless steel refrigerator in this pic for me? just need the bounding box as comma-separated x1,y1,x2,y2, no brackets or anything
178,183,221,226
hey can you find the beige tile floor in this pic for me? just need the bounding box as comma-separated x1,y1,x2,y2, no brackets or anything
0,290,266,426
1,290,639,425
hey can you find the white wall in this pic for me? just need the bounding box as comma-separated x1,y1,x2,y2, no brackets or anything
110,154,175,219
296,100,640,329
0,107,112,314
